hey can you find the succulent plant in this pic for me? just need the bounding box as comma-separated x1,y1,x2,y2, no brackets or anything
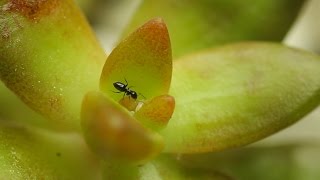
0,0,319,179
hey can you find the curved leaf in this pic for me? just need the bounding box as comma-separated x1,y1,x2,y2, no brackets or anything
0,82,48,129
0,0,106,130
81,91,164,165
100,18,172,101
134,95,175,130
161,42,320,153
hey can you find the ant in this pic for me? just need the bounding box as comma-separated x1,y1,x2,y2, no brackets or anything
113,79,138,100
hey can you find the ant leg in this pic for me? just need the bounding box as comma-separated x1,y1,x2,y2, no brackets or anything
138,93,146,100
124,78,128,86
125,79,135,90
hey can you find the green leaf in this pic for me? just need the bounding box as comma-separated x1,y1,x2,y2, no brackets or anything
161,42,320,153
100,18,172,101
0,82,47,129
0,0,106,130
0,121,101,179
124,0,305,58
81,91,164,165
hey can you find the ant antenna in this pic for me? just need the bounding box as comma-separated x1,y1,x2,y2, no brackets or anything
124,78,134,89
139,93,146,100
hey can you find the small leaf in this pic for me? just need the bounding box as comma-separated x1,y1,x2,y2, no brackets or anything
134,95,175,130
118,96,139,111
100,18,172,101
160,42,320,153
81,91,164,165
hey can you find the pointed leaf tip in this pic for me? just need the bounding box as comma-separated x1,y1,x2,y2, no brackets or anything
100,18,172,101
135,95,175,131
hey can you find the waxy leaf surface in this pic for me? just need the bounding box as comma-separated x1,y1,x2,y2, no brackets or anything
0,0,106,130
134,95,175,131
161,42,320,153
81,91,164,165
100,18,172,101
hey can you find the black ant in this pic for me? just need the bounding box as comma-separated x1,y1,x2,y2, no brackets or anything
113,79,138,100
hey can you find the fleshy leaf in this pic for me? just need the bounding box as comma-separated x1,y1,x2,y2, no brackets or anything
0,0,106,130
0,121,100,179
160,42,320,153
81,91,164,165
100,18,172,101
134,95,175,130
118,96,139,112
124,0,304,58
0,82,48,129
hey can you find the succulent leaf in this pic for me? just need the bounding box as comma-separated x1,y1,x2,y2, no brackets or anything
81,91,164,165
134,95,175,131
100,18,172,101
161,42,320,153
0,0,106,130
